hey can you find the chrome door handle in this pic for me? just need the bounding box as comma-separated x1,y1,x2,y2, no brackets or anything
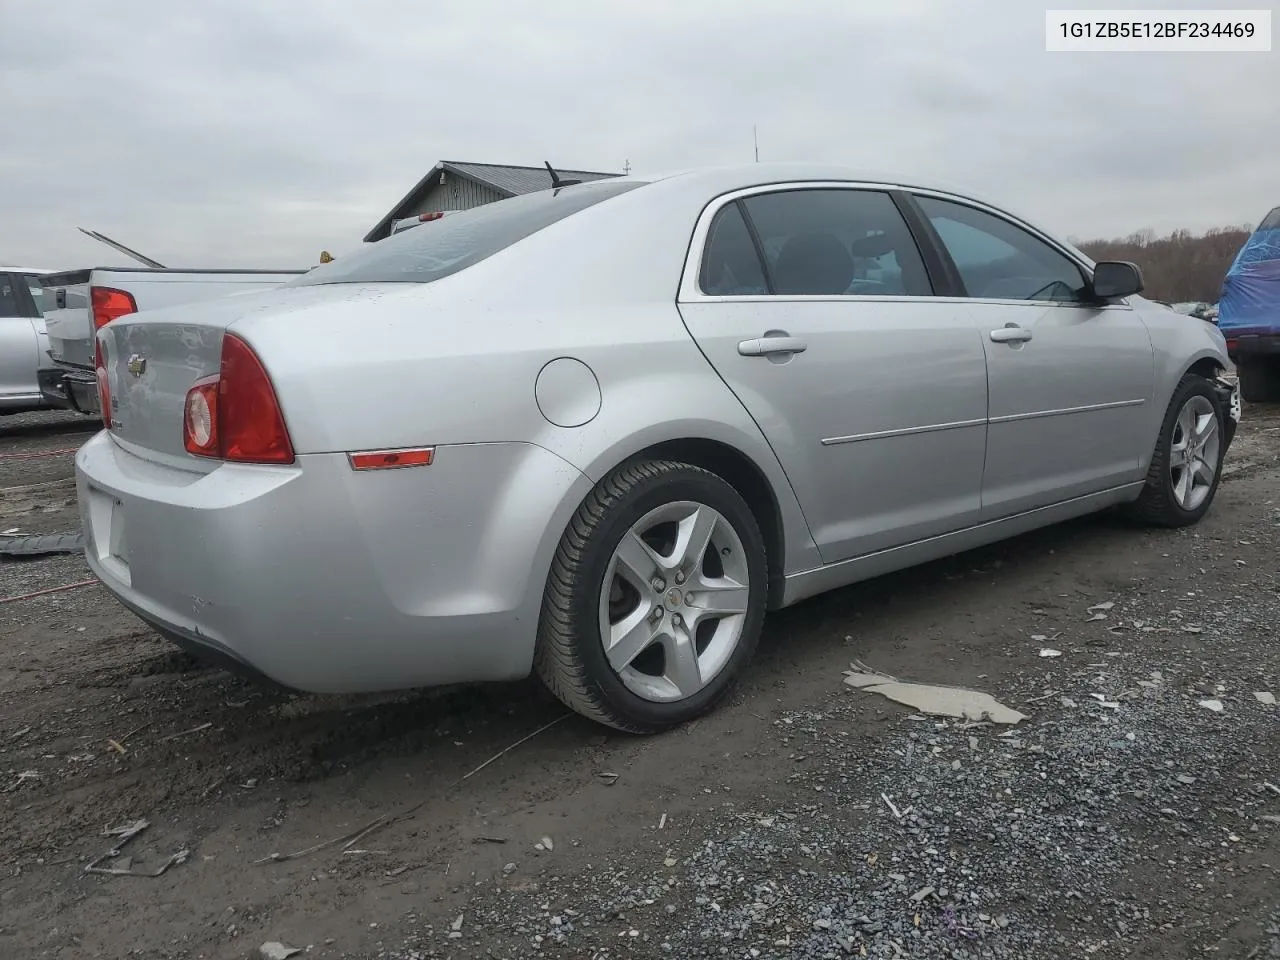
738,336,808,357
989,324,1033,344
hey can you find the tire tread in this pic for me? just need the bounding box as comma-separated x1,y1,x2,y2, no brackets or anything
1123,373,1224,528
534,459,755,733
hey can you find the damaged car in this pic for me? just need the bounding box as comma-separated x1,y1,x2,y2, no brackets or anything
76,163,1239,732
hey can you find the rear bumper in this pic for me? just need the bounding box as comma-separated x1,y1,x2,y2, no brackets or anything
75,432,593,693
1224,331,1280,359
39,366,100,415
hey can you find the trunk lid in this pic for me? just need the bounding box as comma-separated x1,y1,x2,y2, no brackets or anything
98,283,376,463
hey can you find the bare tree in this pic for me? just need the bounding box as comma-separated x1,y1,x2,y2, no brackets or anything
1078,225,1253,302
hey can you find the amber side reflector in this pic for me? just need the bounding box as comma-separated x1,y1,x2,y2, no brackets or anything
348,447,435,470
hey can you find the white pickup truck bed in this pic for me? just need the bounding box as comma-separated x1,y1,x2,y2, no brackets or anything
39,266,305,416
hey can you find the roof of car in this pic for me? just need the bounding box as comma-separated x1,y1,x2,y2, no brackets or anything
618,163,1090,263
632,161,972,193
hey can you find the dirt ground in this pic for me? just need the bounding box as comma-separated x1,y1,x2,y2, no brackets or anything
2,402,1278,960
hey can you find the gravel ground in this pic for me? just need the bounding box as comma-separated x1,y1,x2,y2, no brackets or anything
1,405,1278,960
427,584,1280,960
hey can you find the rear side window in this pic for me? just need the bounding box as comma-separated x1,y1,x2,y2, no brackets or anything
25,276,58,315
700,204,768,295
291,180,644,286
735,189,933,296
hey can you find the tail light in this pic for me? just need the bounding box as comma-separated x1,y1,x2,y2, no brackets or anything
95,336,112,428
418,211,444,222
90,286,138,330
183,333,294,464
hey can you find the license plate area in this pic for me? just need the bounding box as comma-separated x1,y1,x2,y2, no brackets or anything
87,485,131,585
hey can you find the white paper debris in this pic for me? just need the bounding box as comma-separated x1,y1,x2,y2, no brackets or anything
1088,601,1115,612
260,944,302,960
1198,699,1225,713
539,836,554,852
843,661,1027,725
1039,648,1062,659
1254,692,1276,706
1086,613,1108,622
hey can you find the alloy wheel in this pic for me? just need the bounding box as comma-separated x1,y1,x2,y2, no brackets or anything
1169,394,1220,511
598,501,751,703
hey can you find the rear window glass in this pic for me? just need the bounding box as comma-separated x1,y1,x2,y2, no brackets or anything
1259,206,1280,231
291,180,645,286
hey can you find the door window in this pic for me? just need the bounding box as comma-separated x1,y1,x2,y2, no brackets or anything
915,196,1087,303
700,203,769,295
0,275,19,317
738,189,932,297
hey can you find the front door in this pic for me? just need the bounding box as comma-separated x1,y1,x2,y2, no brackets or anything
677,185,990,564
910,195,1155,518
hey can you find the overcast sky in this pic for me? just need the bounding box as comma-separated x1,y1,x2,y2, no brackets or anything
1,0,1274,269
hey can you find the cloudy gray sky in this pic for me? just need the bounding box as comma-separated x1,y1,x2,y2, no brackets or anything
1,0,1275,269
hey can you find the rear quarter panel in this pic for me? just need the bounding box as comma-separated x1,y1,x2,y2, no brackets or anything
234,180,824,577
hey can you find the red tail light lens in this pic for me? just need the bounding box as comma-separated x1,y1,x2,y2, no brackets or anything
91,286,138,330
419,211,444,222
183,333,294,464
95,337,112,428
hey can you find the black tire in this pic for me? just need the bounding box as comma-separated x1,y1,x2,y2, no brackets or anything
1122,374,1227,527
534,459,769,733
1238,358,1280,404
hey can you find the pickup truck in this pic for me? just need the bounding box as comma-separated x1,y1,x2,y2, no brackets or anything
38,267,305,415
1,267,59,415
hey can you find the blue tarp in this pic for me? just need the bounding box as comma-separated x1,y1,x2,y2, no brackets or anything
1219,226,1280,335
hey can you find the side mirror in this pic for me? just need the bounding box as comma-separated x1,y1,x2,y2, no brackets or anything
1091,260,1143,300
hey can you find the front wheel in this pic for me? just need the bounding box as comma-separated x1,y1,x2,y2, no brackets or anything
1122,374,1226,527
534,459,768,733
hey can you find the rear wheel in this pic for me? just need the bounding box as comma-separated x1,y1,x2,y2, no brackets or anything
1123,374,1225,527
535,459,768,733
1237,357,1280,404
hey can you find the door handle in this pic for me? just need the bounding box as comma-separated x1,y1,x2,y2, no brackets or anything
989,324,1033,344
738,336,808,357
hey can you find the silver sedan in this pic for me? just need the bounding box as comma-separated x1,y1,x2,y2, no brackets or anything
76,163,1239,732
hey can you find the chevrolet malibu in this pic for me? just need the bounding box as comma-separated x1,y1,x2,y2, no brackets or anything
77,163,1239,732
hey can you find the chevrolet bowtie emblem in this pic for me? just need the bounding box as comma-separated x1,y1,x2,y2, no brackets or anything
127,354,147,378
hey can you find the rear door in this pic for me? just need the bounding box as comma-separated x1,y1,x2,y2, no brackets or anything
676,183,990,564
907,193,1154,518
0,272,42,401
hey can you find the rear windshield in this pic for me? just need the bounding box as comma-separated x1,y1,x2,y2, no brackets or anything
1259,206,1280,231
291,179,644,287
